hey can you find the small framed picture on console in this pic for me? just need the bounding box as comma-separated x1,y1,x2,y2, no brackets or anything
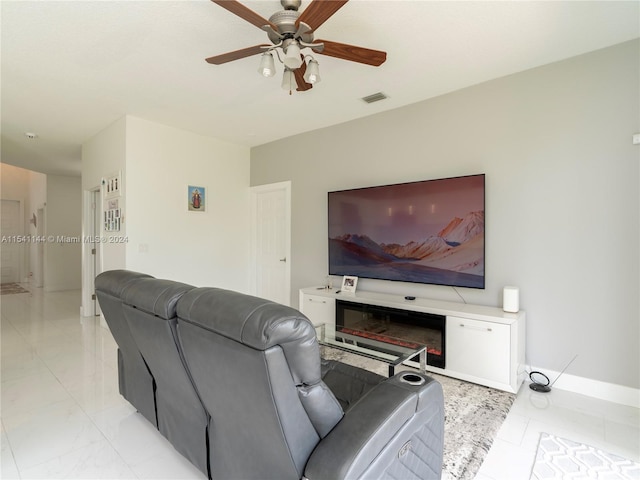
341,275,358,294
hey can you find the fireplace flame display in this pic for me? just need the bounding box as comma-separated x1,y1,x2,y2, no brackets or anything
336,300,445,369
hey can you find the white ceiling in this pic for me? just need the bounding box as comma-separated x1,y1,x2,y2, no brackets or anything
2,1,639,176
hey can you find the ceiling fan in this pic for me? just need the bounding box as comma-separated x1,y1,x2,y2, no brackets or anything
205,0,387,93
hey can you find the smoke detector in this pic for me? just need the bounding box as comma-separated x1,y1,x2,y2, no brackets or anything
24,132,38,139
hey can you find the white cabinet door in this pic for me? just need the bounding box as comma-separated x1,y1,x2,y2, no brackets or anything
300,293,335,329
446,316,510,385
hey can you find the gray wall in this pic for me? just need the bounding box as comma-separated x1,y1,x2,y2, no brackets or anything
251,40,640,389
45,175,82,291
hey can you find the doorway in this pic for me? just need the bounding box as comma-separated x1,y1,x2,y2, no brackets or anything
249,181,291,306
0,200,22,283
34,206,45,287
81,188,102,317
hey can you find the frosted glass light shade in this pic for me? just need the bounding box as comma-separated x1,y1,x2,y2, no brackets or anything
281,69,295,93
304,59,320,84
257,53,275,77
283,43,302,69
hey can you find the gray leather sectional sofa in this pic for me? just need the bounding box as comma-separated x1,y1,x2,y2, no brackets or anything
95,270,445,480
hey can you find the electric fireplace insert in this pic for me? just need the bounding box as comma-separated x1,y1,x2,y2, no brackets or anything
335,300,445,369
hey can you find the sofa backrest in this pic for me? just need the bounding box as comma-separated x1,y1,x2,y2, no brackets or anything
122,278,209,477
176,287,343,480
95,270,156,426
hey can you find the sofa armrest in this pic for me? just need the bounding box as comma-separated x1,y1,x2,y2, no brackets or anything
304,372,444,480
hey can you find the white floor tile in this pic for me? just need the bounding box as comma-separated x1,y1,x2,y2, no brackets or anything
1,422,20,479
475,437,535,480
63,365,127,415
1,369,73,418
17,438,138,479
603,418,640,462
89,404,174,466
0,348,51,383
495,411,529,445
128,448,206,480
3,398,106,470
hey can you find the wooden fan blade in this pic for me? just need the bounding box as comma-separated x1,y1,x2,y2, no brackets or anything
294,60,313,91
205,44,270,64
296,0,349,31
316,39,386,66
211,0,277,31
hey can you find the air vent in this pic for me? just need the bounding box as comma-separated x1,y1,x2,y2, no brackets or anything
361,92,388,104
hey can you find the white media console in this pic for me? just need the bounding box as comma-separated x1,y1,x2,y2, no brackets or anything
300,287,526,393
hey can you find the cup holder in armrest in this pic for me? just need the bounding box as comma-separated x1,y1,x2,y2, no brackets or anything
399,373,426,386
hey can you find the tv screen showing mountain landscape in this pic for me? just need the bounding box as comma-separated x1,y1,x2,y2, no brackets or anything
328,174,485,289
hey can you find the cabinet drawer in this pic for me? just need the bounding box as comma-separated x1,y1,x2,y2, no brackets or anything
446,316,510,385
300,294,336,328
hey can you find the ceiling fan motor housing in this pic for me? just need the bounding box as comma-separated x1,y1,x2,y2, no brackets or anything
267,10,314,45
281,0,301,10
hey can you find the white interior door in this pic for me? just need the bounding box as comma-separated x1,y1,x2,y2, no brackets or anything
250,181,291,306
1,200,22,283
91,189,101,315
35,207,45,287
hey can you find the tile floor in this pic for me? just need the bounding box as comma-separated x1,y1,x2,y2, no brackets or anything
1,287,639,479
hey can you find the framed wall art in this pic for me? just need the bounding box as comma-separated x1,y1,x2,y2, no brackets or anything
188,185,206,212
103,171,122,199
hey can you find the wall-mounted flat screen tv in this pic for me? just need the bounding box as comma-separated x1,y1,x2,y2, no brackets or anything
328,174,485,289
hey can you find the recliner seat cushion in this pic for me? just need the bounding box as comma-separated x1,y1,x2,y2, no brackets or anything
321,359,385,411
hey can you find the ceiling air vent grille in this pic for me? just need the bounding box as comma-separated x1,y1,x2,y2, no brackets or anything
361,92,388,104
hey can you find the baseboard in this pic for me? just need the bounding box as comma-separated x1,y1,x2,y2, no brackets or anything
529,366,639,408
44,284,81,292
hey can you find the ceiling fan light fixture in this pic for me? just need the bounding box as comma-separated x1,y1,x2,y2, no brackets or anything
283,41,302,69
303,58,320,84
257,52,276,77
207,0,388,94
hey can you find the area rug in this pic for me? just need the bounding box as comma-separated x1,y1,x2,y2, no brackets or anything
321,347,515,480
530,433,640,480
0,283,29,295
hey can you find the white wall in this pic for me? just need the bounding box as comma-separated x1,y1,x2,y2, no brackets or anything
124,117,251,290
29,170,47,286
44,175,82,291
251,40,640,390
82,116,251,303
82,117,127,272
